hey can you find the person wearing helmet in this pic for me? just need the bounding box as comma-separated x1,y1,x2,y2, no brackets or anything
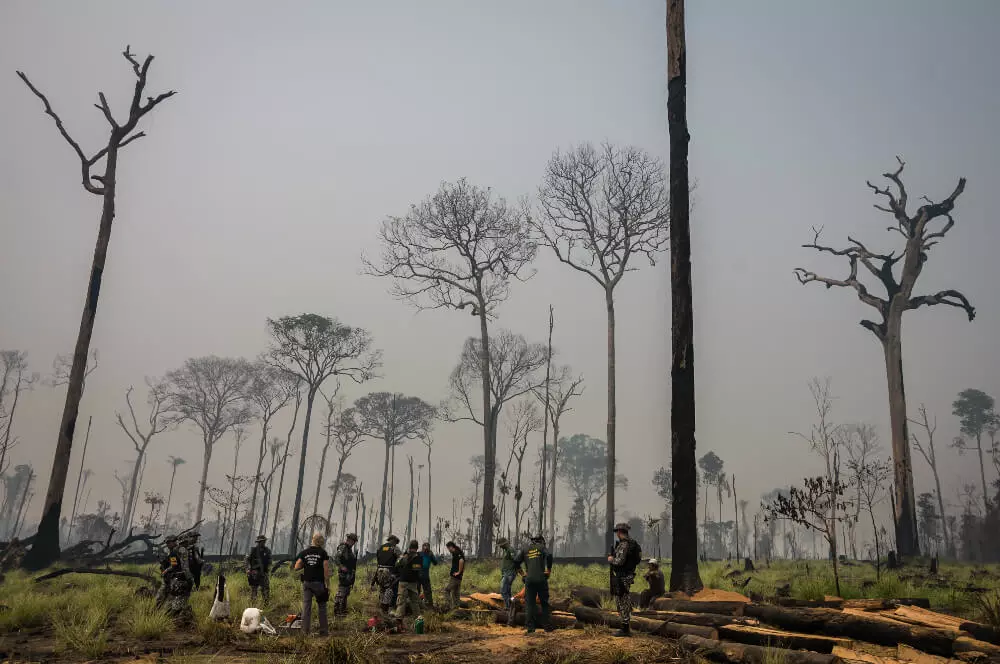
155,535,179,608
158,534,195,622
497,537,519,626
607,522,641,637
512,534,553,634
333,532,358,617
639,559,665,609
246,535,272,604
374,535,401,615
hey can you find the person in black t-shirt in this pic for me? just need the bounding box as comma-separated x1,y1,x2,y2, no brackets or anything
295,532,331,636
444,541,465,610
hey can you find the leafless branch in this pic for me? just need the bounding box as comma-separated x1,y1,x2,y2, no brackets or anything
908,289,976,320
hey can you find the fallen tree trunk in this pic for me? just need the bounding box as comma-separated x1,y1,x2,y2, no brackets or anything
774,598,846,609
633,609,745,627
952,637,1000,659
651,598,747,615
678,634,842,664
718,624,853,653
843,599,932,611
573,605,717,640
744,606,955,657
34,567,158,588
491,609,576,629
958,622,1000,647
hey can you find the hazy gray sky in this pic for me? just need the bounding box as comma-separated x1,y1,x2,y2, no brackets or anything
2,1,998,543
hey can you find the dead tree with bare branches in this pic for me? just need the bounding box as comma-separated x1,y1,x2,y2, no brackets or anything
909,404,953,556
793,158,974,558
1,351,39,480
365,180,536,556
532,142,669,552
18,47,176,569
50,350,99,389
114,380,169,542
325,404,365,535
506,400,543,542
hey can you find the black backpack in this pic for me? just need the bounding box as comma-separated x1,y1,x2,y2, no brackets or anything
625,539,642,572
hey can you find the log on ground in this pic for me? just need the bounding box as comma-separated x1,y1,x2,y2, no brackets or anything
651,597,747,615
844,599,933,611
491,609,576,629
573,605,717,639
831,646,899,664
744,606,955,657
774,598,846,609
633,609,745,627
678,634,842,664
958,623,1000,647
718,624,853,653
952,637,1000,658
33,567,158,588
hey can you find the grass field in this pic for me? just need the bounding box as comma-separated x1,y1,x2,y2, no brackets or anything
1,557,998,663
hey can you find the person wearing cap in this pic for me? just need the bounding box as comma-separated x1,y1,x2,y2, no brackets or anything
639,559,665,609
607,522,642,637
246,534,272,604
419,542,438,608
444,541,465,611
333,532,358,617
393,540,424,619
374,535,401,615
294,531,331,636
497,537,520,626
512,534,553,634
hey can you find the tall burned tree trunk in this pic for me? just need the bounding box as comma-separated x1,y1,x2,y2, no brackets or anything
18,49,175,570
549,418,560,550
883,316,919,557
288,388,317,555
540,305,553,537
66,416,92,544
378,439,392,544
605,289,617,551
667,0,703,593
405,456,415,544
426,442,433,545
477,307,496,557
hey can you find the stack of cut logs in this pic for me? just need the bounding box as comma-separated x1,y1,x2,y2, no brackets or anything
458,589,1000,664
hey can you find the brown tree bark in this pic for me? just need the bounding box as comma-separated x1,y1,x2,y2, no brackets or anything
476,304,496,556
667,0,702,594
539,305,553,536
18,48,175,570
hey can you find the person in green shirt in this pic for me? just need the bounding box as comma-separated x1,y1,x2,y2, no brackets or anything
512,534,553,634
497,537,520,626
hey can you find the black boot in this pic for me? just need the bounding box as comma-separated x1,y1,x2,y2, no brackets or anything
613,622,631,637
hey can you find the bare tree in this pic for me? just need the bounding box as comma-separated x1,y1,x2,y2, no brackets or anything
259,438,285,536
506,400,543,541
141,492,164,532
908,405,953,556
313,390,342,522
851,455,892,578
793,159,975,557
533,365,584,546
1,351,39,479
163,456,185,532
841,424,878,559
532,141,669,551
17,48,176,569
114,380,169,541
339,473,358,539
444,331,548,510
243,363,297,550
422,435,434,545
354,392,436,545
50,350,99,388
270,386,303,542
405,455,416,544
325,405,365,534
791,378,844,561
538,306,554,535
365,179,536,556
264,313,380,555
164,356,254,524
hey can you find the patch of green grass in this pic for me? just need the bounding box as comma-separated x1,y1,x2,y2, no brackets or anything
301,630,384,664
52,604,109,658
0,591,57,631
975,590,1000,629
126,597,174,640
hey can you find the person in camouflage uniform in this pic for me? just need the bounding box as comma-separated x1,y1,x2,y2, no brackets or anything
512,534,553,634
607,522,641,637
372,535,400,615
393,540,423,619
157,534,195,624
333,532,358,617
246,534,272,604
497,537,520,626
184,532,204,590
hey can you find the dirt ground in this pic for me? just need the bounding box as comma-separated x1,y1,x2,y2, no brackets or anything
0,621,687,663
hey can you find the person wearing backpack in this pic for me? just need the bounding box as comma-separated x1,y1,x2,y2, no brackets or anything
607,522,641,637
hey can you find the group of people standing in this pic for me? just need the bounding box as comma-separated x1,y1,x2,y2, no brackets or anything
156,522,663,639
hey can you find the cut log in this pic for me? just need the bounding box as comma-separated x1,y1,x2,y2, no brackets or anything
958,623,1000,647
844,599,932,611
678,634,842,664
953,637,1000,658
718,624,852,653
651,597,747,615
887,607,966,635
470,592,505,610
896,643,962,664
572,605,717,640
775,598,846,609
633,609,745,627
491,609,576,629
744,606,955,657
831,646,892,664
